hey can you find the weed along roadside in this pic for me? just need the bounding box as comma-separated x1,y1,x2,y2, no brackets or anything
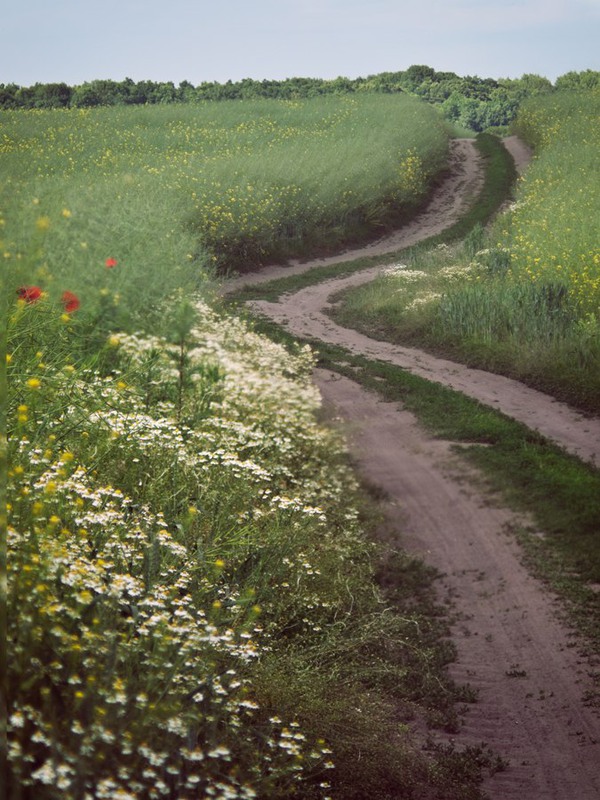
230,127,600,798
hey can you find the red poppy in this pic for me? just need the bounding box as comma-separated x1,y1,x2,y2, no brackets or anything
61,291,80,313
17,285,42,303
105,257,118,268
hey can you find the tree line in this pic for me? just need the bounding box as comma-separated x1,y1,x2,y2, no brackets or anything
1,65,598,131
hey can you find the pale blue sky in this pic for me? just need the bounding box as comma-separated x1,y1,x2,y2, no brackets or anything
2,0,599,87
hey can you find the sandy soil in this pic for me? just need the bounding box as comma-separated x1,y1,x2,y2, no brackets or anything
503,135,534,175
225,138,600,799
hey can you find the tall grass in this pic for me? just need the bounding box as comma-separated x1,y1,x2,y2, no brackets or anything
1,96,449,274
504,91,600,316
331,94,600,412
4,99,488,798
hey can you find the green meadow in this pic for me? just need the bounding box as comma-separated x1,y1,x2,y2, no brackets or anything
1,93,449,277
3,96,495,800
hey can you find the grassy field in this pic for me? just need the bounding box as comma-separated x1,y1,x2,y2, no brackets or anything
3,98,495,799
330,92,600,412
1,94,449,275
506,91,600,316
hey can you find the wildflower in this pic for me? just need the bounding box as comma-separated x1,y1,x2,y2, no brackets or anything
26,378,41,390
107,335,120,347
207,745,231,759
17,285,42,303
105,257,118,268
61,291,80,313
36,216,51,232
61,208,72,218
9,711,25,728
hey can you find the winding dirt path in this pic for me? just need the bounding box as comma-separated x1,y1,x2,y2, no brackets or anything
225,138,600,799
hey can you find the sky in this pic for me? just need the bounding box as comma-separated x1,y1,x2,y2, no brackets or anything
2,0,599,88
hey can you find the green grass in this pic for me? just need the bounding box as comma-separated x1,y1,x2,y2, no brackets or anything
6,289,496,799
505,90,600,317
1,94,450,276
330,237,600,413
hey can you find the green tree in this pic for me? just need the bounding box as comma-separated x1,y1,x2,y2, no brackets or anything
0,83,19,108
400,64,436,91
177,80,196,102
555,69,600,91
70,80,122,107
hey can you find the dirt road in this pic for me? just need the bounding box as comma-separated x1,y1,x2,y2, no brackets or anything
226,138,600,799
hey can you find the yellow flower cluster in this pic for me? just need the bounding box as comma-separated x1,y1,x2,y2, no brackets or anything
397,148,425,196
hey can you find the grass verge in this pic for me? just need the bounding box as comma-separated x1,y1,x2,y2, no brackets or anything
328,237,600,414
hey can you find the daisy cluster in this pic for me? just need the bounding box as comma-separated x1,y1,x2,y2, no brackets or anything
6,297,369,798
379,259,478,313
